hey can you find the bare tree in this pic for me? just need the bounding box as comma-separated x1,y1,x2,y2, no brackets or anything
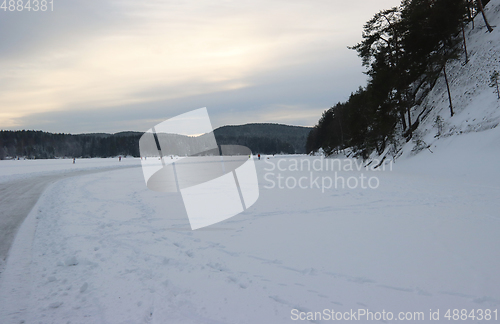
476,0,493,32
462,26,469,64
443,64,454,116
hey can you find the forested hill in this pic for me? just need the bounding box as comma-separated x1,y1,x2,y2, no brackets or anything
0,131,142,160
307,0,498,159
0,123,311,159
214,123,312,154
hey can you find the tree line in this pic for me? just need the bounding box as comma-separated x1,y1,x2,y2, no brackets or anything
306,0,493,158
0,124,311,159
214,124,311,154
0,131,141,160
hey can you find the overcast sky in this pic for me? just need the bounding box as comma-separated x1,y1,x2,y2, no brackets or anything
0,0,401,134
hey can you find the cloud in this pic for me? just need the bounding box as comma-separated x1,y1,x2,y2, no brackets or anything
0,0,401,132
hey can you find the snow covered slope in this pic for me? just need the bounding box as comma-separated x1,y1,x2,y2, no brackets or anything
390,0,500,165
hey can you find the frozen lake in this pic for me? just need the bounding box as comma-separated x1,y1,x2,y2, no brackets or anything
0,130,499,323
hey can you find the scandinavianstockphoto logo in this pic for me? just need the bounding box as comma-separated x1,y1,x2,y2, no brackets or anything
139,108,259,230
263,156,393,193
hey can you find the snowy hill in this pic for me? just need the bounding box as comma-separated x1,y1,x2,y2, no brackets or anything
391,0,500,162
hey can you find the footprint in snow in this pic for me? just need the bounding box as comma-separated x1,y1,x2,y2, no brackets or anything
80,282,88,293
49,302,63,309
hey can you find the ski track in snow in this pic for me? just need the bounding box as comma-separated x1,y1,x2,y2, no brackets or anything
0,152,499,323
0,165,140,270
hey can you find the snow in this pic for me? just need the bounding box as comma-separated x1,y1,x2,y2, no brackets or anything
0,158,142,272
1,2,500,323
396,124,500,187
0,157,140,184
0,146,499,323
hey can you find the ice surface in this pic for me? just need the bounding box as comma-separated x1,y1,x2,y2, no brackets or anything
0,144,499,323
0,157,140,184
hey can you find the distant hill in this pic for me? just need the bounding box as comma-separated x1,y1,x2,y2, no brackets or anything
0,123,312,159
112,131,143,137
214,123,312,154
74,132,112,138
0,130,142,159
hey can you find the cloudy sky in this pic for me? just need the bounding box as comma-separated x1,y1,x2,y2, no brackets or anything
0,0,401,134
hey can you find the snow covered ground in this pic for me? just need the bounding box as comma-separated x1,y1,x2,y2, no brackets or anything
0,157,140,184
1,2,499,323
0,126,499,323
0,158,141,275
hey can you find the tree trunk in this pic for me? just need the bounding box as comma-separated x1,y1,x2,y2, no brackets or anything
476,0,493,32
396,92,407,131
462,26,469,64
406,102,412,139
443,64,454,117
338,118,344,147
400,110,407,131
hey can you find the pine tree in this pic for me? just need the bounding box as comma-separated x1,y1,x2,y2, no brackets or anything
311,0,475,157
